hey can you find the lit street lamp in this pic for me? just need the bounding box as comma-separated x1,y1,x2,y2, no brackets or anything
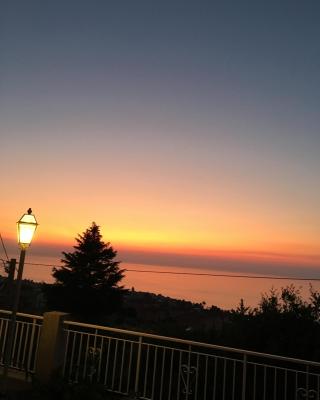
2,209,38,380
17,208,38,250
14,208,38,309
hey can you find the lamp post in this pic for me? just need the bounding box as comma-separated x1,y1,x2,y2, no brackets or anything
2,208,38,380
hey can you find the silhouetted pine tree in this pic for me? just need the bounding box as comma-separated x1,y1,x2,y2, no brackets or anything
47,222,125,318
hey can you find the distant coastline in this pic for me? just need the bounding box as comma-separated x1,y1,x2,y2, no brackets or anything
17,256,320,310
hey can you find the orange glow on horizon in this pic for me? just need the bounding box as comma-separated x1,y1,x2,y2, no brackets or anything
24,233,320,270
1,202,319,271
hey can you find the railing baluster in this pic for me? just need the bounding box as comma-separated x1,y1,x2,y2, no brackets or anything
204,355,208,400
3,319,8,364
143,344,150,398
103,337,111,386
177,350,182,400
12,320,19,367
222,357,227,400
93,329,98,351
17,322,24,367
97,337,104,383
242,354,247,400
27,318,37,373
212,356,217,400
134,336,143,397
62,329,70,377
232,360,236,400
69,332,77,382
263,365,267,400
0,318,4,363
284,369,287,400
126,341,133,395
253,364,257,400
32,324,41,373
68,332,77,382
273,367,277,400
195,353,199,400
119,340,126,392
111,339,119,390
75,332,83,382
159,347,166,400
21,322,29,369
168,349,174,400
185,345,192,400
151,346,158,400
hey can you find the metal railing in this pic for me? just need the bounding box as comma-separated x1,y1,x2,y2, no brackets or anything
63,320,320,400
1,308,320,399
0,310,42,374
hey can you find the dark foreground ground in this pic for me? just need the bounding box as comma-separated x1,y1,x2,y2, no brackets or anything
0,372,132,400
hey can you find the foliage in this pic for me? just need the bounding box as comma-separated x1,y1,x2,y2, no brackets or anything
0,278,46,314
232,298,254,317
46,223,125,318
219,285,320,360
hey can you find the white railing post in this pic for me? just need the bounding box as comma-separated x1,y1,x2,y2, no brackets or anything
34,311,69,383
241,354,247,400
134,336,143,398
26,317,37,373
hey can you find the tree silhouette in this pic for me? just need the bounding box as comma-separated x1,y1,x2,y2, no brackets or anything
222,285,320,360
47,222,125,318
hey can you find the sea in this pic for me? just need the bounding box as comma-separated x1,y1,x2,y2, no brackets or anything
17,254,320,310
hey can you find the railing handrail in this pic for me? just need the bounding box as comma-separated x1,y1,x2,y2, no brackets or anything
1,308,319,368
64,319,320,367
0,309,43,321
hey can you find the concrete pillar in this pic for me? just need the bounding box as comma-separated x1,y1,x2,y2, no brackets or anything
35,311,69,383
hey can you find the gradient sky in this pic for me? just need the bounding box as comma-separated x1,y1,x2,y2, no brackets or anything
1,1,320,279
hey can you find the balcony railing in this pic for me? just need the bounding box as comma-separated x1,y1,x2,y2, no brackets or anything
1,309,320,399
63,320,320,400
0,309,42,374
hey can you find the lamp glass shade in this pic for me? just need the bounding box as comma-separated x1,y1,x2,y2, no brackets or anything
17,213,38,248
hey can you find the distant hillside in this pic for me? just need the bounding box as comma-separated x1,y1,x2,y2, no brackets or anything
0,276,228,341
107,289,228,340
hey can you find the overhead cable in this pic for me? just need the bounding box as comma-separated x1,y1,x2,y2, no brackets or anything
24,262,320,282
0,233,9,262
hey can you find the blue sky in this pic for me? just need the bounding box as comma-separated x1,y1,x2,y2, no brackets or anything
1,1,319,277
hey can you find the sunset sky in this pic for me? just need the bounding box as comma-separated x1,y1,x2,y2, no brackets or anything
1,2,320,283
